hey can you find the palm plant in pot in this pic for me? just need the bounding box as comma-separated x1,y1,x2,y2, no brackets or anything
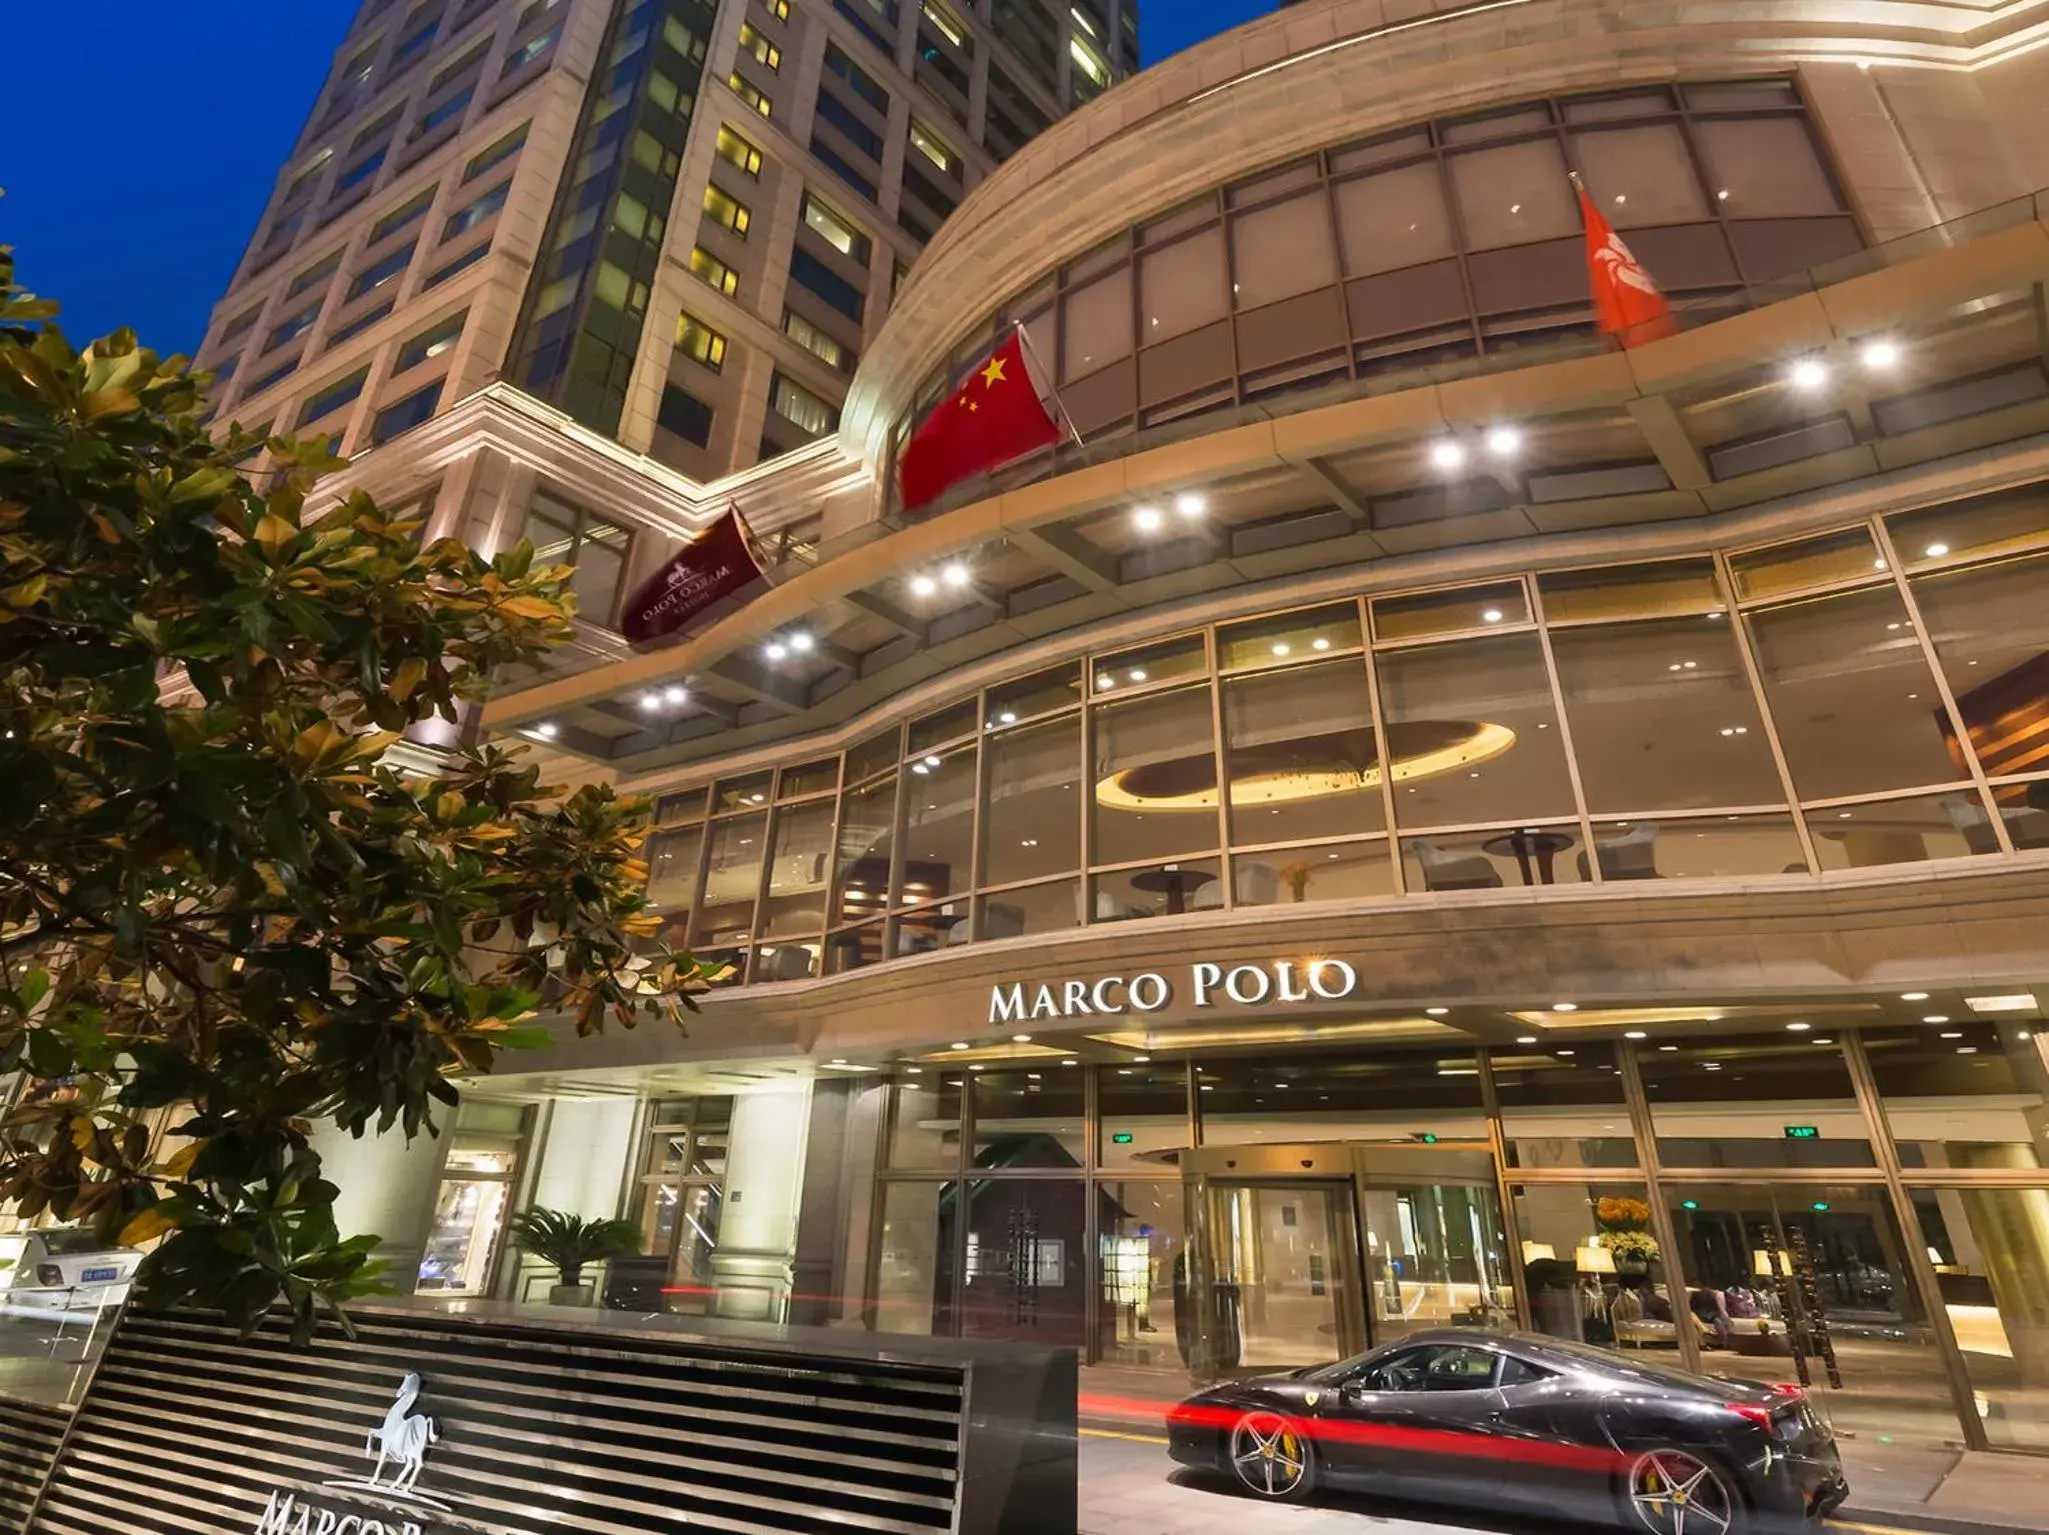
508,1207,643,1307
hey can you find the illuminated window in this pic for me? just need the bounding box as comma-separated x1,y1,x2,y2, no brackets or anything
730,73,773,117
923,0,967,45
677,312,729,371
763,0,790,16
739,21,782,70
909,119,960,176
771,372,840,438
716,124,764,177
690,247,740,296
396,309,467,372
1069,34,1109,88
802,192,870,262
704,183,752,236
784,310,849,372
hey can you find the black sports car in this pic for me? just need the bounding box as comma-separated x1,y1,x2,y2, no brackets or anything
1167,1330,1848,1533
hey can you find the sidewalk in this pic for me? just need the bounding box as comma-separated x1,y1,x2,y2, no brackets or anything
1077,1366,2049,1535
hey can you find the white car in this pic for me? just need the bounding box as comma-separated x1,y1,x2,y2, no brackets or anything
0,1229,140,1318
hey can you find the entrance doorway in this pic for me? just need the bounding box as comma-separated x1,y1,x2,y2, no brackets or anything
1189,1142,1514,1374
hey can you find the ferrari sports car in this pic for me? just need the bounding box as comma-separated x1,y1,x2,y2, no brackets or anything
1167,1330,1848,1533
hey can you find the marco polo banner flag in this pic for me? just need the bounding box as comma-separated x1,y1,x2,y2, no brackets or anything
621,506,765,645
900,327,1065,513
1575,176,1677,348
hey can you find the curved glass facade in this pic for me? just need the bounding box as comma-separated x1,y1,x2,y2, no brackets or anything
893,77,1863,475
643,480,2049,985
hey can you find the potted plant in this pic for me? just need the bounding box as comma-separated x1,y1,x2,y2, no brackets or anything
508,1208,643,1307
1594,1195,1661,1276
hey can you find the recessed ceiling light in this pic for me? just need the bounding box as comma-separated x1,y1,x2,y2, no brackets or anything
1013,1033,1032,1042
1430,439,1467,471
923,754,941,768
1175,492,1206,518
531,722,558,739
789,632,815,653
905,1066,923,1074
664,684,687,705
1923,1015,1950,1025
1790,358,1829,390
1128,668,1147,682
1940,1031,1963,1039
829,1058,847,1066
1924,542,1950,558
765,642,788,661
1486,426,1521,456
1966,994,2034,1013
969,1064,985,1072
1556,1049,1575,1057
1861,339,1900,369
1133,506,1164,532
1062,1058,1078,1066
910,573,938,597
999,710,1017,723
950,1042,969,1050
1426,1007,1449,1016
1552,1002,1578,1013
1132,1055,1150,1062
1901,992,1929,1001
1625,1030,1647,1040
639,692,663,713
1516,1035,1537,1044
943,562,971,587
1271,642,1291,656
1096,674,1115,690
1482,608,1505,624
1659,1045,1679,1052
1787,1021,1811,1032
1311,637,1331,651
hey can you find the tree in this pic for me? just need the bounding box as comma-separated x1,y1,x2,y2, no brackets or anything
0,245,706,1338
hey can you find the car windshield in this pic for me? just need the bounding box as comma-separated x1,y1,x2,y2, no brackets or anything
37,1230,111,1257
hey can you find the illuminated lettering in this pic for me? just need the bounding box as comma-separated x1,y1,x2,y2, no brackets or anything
989,983,1027,1024
1274,961,1310,1002
1223,965,1270,1005
1089,977,1126,1014
1128,972,1170,1011
1061,979,1091,1015
1029,984,1058,1019
1192,962,1223,1007
1308,959,1357,1000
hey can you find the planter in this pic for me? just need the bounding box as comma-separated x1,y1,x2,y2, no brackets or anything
548,1283,596,1307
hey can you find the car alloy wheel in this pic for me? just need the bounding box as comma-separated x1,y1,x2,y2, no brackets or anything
1628,1449,1737,1535
1229,1411,1310,1500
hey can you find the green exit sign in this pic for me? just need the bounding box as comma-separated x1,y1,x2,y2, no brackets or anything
1416,1132,1439,1145
1785,1125,1821,1140
1111,1132,1135,1145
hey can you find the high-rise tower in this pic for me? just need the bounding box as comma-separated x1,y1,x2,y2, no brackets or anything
193,0,1137,479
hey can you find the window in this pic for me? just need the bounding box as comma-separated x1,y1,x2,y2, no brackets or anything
783,310,848,372
789,248,864,321
263,302,323,354
657,384,716,447
345,241,416,301
689,247,739,296
739,21,781,69
770,372,840,438
814,91,884,159
244,361,298,399
676,313,728,371
922,0,966,45
325,300,394,349
715,123,764,177
515,0,560,27
423,243,489,289
763,0,790,15
1358,1345,1501,1393
396,310,466,372
703,183,752,236
809,135,879,200
801,193,871,263
429,40,489,95
370,380,444,444
351,105,405,152
416,85,474,136
280,154,330,207
334,147,389,195
299,367,370,426
729,72,773,117
370,188,436,244
519,493,631,627
218,307,261,346
392,17,439,65
1069,34,1110,89
286,250,343,299
442,180,509,241
908,119,960,177
505,24,561,71
590,260,648,315
463,123,527,182
823,42,889,113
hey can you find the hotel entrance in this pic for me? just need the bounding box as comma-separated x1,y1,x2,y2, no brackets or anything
1187,1143,1516,1375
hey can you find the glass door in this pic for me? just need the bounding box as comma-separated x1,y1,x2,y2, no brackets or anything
1357,1181,1515,1343
1206,1182,1365,1370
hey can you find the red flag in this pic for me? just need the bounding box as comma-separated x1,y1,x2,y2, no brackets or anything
1577,182,1677,348
900,329,1063,513
620,506,765,645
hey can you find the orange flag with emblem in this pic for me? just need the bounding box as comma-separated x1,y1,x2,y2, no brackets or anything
900,328,1064,513
1577,180,1678,348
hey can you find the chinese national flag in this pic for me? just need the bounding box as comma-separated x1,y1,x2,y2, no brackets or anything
900,329,1063,512
1577,183,1677,348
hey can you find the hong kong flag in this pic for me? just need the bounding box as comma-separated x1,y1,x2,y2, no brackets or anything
1576,177,1677,348
900,328,1064,513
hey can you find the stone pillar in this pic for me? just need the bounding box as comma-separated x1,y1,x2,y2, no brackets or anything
307,1119,449,1296
710,1083,814,1322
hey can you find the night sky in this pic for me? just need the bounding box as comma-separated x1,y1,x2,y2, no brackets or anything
2,0,1276,358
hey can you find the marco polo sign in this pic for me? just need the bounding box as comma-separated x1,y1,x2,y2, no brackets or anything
990,956,1362,1024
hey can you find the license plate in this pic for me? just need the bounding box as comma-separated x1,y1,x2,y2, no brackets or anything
81,1267,118,1283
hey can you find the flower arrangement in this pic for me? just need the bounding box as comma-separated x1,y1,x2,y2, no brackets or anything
1595,1196,1653,1230
1600,1229,1662,1263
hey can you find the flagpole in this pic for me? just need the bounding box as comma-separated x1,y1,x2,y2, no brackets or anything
1012,320,1086,454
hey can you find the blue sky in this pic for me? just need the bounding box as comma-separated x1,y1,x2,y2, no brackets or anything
2,1,1274,356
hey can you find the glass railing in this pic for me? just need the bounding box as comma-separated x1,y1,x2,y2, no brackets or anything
0,1284,126,1408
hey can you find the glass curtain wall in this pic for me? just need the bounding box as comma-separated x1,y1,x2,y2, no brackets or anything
866,1022,2049,1453
644,486,2049,971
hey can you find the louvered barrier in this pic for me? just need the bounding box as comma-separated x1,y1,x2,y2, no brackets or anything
0,1396,66,1533
25,1300,1075,1535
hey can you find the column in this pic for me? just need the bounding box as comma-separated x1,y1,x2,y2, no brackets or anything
710,1083,815,1321
307,1119,449,1295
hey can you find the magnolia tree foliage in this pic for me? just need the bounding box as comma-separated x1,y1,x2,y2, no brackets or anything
0,246,704,1336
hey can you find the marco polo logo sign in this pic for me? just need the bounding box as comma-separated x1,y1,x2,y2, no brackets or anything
990,956,1361,1025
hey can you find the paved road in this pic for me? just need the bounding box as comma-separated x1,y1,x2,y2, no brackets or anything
1079,1431,1589,1535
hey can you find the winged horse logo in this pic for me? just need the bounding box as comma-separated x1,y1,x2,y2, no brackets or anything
360,1372,440,1497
